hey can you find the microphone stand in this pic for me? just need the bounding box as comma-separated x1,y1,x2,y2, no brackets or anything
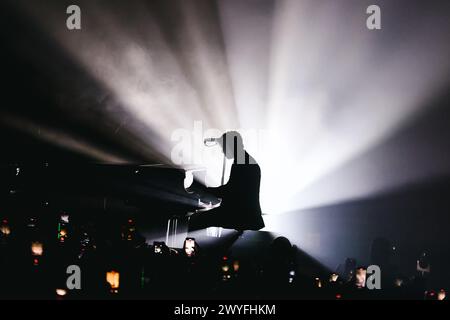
221,153,226,185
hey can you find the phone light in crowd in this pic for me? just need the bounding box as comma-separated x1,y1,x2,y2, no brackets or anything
330,273,339,283
315,277,322,288
425,290,436,300
183,237,197,257
288,270,295,284
0,219,11,237
153,241,169,255
56,288,67,297
233,260,240,273
106,270,120,294
154,242,163,254
417,252,431,275
221,263,231,282
27,217,37,228
58,227,68,243
121,218,136,241
355,267,367,288
78,230,96,259
31,241,43,266
57,212,70,243
437,289,446,301
60,213,69,224
394,278,404,287
31,241,43,256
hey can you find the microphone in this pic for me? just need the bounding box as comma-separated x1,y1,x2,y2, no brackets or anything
203,137,217,146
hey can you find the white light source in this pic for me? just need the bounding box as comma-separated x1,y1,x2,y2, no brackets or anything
13,0,450,216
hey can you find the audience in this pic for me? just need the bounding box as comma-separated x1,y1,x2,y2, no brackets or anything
0,214,447,300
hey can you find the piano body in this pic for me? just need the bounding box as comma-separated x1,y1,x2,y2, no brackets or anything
0,163,217,247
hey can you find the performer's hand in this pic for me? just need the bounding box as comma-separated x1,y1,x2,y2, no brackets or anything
198,199,213,209
196,198,221,212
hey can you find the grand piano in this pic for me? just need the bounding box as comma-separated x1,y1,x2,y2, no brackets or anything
0,163,219,246
1,162,213,210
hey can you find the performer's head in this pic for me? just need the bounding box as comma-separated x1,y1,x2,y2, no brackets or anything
218,131,244,160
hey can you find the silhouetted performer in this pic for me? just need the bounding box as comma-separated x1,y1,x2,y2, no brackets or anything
189,131,265,231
